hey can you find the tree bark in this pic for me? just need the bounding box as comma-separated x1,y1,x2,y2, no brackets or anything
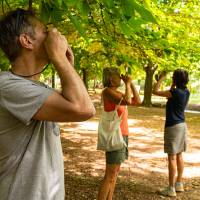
51,67,55,89
82,68,88,90
93,77,97,93
142,62,157,107
28,0,33,11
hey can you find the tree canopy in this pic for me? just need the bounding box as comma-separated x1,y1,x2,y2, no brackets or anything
0,0,200,105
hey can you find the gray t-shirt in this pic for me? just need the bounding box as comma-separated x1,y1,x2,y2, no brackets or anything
0,72,65,200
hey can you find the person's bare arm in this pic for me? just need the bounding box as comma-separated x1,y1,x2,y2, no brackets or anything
130,82,141,105
103,87,129,105
103,75,133,105
152,74,172,98
33,28,95,122
124,82,132,104
104,75,141,106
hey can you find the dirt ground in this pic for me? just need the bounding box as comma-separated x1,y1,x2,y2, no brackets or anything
60,94,200,200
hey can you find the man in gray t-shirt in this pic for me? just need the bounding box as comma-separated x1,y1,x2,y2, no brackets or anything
0,9,95,200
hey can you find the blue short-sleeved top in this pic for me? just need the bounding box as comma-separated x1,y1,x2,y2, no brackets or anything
165,88,190,127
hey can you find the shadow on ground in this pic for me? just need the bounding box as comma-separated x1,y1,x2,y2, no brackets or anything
61,106,200,200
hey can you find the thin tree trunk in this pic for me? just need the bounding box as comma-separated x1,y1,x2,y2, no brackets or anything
52,68,55,89
93,77,97,93
142,63,157,107
28,0,33,11
82,68,88,90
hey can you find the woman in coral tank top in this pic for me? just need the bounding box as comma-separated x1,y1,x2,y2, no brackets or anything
98,67,141,200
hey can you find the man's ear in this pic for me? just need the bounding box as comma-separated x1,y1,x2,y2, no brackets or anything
18,33,34,50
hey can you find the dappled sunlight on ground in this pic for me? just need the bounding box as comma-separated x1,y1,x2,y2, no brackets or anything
61,121,98,134
185,151,200,163
127,119,142,126
60,108,200,178
61,106,200,200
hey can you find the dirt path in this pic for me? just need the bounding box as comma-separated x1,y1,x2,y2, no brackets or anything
60,103,200,200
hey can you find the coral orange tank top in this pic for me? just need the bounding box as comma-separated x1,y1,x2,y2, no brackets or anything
103,97,129,136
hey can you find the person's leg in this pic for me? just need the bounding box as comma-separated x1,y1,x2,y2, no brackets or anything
168,154,177,187
175,152,185,192
159,154,177,197
107,165,121,200
98,164,120,200
176,152,184,182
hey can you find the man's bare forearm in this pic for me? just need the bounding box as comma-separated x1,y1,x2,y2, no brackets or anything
53,57,95,112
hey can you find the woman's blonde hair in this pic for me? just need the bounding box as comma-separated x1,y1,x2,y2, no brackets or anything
102,67,121,87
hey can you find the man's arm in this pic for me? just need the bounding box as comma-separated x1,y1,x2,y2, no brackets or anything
33,28,95,122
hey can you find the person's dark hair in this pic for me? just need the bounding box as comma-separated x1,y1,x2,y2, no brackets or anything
0,8,36,62
103,67,121,87
173,69,189,89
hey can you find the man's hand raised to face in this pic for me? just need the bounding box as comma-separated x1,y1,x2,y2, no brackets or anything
44,28,74,66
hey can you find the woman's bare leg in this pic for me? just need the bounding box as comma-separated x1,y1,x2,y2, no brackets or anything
98,164,121,200
168,154,177,187
107,165,121,200
176,152,184,182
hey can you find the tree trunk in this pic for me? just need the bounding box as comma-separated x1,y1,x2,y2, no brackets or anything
93,77,97,93
51,68,55,89
142,63,157,107
82,68,88,90
28,0,33,11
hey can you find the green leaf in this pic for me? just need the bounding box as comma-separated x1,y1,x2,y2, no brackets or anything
103,0,114,9
68,13,87,38
119,22,133,36
64,0,80,7
50,9,63,23
133,1,157,23
127,66,132,75
128,17,145,30
40,2,51,23
144,0,151,9
53,0,63,7
77,0,90,17
121,0,135,18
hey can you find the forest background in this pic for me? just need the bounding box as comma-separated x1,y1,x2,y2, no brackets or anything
0,0,200,107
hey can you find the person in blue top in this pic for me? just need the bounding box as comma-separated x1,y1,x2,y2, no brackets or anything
152,69,190,197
